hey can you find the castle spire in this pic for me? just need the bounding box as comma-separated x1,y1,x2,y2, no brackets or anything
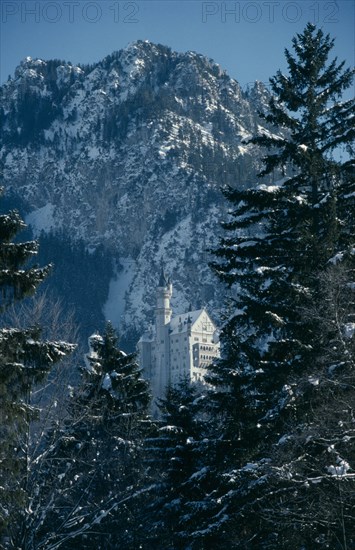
159,263,170,287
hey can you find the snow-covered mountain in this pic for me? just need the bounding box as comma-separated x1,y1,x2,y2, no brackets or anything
0,40,273,344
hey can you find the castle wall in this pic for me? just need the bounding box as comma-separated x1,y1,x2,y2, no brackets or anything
169,330,191,385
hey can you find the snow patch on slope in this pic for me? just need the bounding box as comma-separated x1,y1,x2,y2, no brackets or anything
26,203,57,235
104,258,137,328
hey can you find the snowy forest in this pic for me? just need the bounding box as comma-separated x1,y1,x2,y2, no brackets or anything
0,24,354,549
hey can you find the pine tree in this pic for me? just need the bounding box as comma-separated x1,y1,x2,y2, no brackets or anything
252,23,354,264
205,24,355,547
145,380,229,550
30,323,153,549
232,260,355,549
0,191,74,546
209,22,355,449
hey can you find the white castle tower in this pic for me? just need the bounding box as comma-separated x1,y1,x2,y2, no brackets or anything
153,268,173,399
138,270,220,404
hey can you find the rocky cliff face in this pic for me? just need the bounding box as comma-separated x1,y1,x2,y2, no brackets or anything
0,40,274,343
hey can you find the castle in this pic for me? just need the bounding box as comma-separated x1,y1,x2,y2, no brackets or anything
138,270,220,401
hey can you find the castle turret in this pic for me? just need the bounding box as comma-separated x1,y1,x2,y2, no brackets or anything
156,267,172,329
153,267,172,399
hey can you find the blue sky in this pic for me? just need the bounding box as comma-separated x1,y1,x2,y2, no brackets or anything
1,0,354,89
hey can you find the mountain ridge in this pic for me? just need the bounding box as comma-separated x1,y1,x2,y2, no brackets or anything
0,40,275,344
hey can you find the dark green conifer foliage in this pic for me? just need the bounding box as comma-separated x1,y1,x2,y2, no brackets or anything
251,23,354,266
205,23,354,548
209,23,355,449
208,182,319,452
0,210,50,311
37,231,114,342
32,323,153,549
0,190,73,545
146,380,226,549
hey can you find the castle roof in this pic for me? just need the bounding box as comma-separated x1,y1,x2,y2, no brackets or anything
139,308,216,342
169,308,206,335
158,265,170,287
